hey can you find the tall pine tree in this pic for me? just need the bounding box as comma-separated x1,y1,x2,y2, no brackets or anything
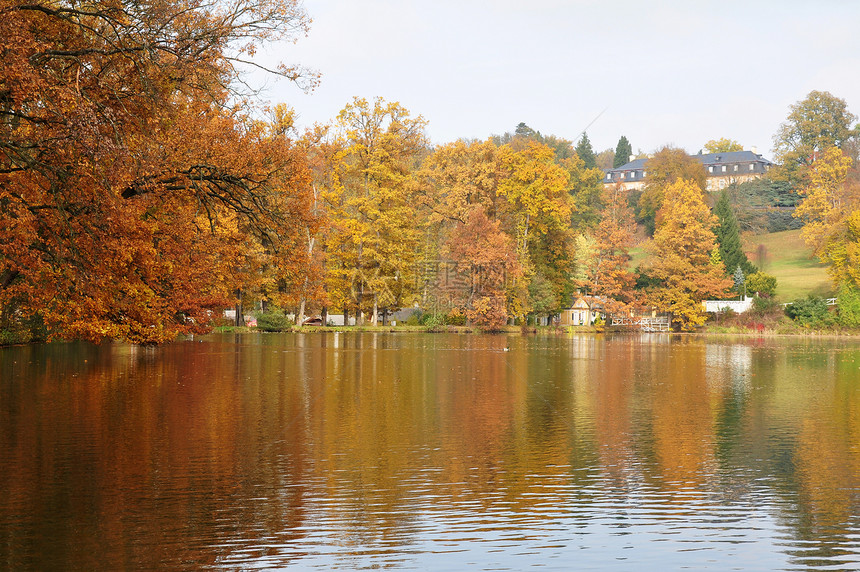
713,192,757,277
575,133,597,169
614,135,633,168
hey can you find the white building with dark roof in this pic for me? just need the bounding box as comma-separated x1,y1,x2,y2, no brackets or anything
604,150,774,192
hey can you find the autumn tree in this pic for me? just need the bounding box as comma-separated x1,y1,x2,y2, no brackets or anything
0,0,316,343
614,136,633,168
497,141,572,319
291,121,346,325
773,91,858,183
713,192,756,277
746,272,777,297
645,180,732,330
325,97,428,325
704,138,743,153
447,207,520,330
638,146,708,235
793,146,860,287
595,149,615,171
417,139,503,313
541,135,576,161
578,184,638,312
420,139,502,224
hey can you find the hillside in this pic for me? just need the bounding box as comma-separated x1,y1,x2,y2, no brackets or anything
630,229,832,301
743,229,832,301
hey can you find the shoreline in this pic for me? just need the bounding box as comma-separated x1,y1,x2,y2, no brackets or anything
211,324,860,339
6,324,860,348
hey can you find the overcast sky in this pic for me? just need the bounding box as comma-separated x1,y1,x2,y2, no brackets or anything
253,0,860,158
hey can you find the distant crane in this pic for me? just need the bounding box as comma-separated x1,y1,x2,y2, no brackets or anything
577,107,608,140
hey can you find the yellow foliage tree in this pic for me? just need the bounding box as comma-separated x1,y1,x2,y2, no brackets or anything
325,97,428,324
497,141,572,320
793,146,860,287
646,179,732,330
420,139,503,224
638,147,708,235
704,138,743,153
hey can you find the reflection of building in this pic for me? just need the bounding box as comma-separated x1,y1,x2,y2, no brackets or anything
560,295,606,326
705,343,753,390
604,150,774,192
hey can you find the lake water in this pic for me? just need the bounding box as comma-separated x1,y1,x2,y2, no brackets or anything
2,332,860,570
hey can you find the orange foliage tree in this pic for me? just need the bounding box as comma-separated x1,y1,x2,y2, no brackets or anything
0,0,315,343
447,207,520,331
578,184,638,314
645,179,732,330
420,138,581,324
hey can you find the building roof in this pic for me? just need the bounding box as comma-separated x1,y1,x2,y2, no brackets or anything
611,158,648,172
695,150,773,167
569,294,607,310
606,150,773,175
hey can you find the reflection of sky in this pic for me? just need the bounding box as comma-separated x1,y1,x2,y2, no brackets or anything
247,476,795,571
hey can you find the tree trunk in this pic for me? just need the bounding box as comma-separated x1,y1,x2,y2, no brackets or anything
372,295,378,326
297,298,306,327
234,289,244,327
297,234,316,327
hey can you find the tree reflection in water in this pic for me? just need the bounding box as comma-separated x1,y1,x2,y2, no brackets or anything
1,333,859,570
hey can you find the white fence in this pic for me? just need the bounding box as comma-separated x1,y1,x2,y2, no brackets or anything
703,297,753,314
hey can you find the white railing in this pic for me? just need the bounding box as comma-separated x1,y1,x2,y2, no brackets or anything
610,315,671,332
783,298,837,307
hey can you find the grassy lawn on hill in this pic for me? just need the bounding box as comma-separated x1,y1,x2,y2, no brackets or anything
743,229,832,301
630,229,832,302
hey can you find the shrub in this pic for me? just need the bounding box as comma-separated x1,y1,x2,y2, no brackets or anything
466,295,507,332
422,313,444,332
255,307,293,332
405,310,422,326
750,295,780,315
720,307,737,319
785,295,833,327
419,312,441,326
0,329,27,345
746,272,777,298
0,312,47,345
445,307,466,326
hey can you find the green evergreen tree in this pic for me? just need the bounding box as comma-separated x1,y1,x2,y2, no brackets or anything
613,135,632,168
575,133,596,169
515,122,537,138
714,192,756,276
733,265,746,297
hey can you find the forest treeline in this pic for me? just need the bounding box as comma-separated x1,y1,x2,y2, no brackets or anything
2,0,859,343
